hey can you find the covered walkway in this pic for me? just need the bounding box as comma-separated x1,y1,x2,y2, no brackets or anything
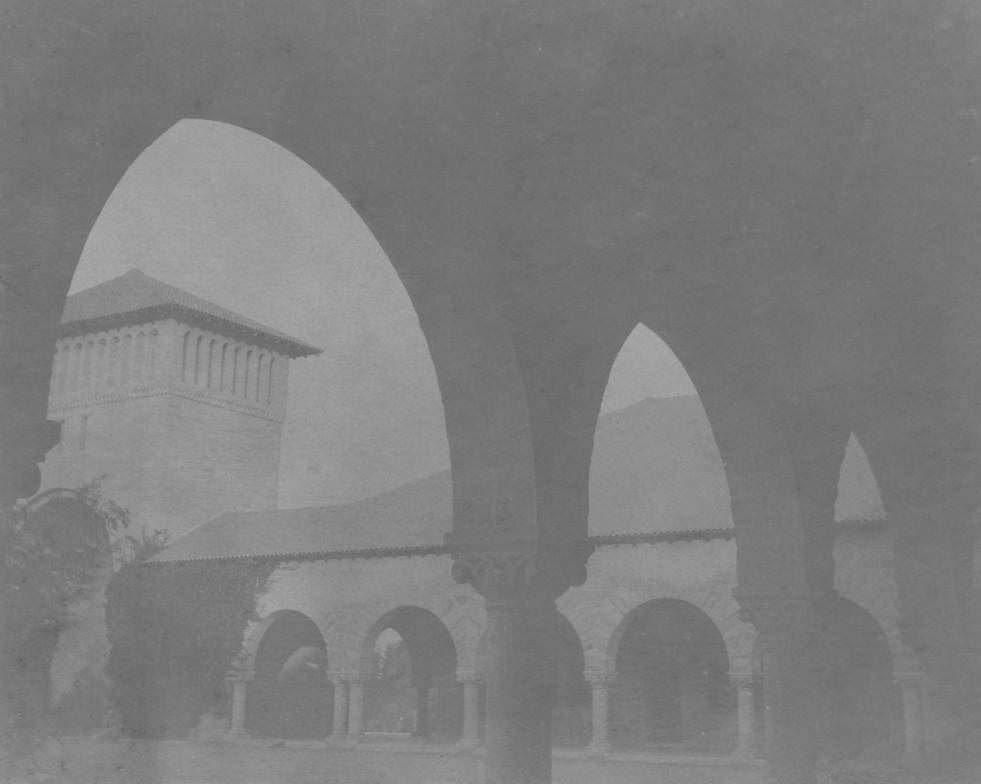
4,3,981,782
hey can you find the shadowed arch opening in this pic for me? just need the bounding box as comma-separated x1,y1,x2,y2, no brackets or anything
609,598,734,752
247,610,331,739
819,595,902,762
753,595,903,762
361,607,460,743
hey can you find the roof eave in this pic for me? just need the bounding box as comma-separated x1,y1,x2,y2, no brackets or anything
59,304,322,358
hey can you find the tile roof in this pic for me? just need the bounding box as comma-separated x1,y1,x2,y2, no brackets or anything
151,395,885,563
151,472,452,563
61,269,321,357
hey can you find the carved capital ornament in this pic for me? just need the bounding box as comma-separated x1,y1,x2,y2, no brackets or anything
451,550,539,605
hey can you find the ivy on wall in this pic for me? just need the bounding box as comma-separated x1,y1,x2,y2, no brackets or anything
105,559,276,738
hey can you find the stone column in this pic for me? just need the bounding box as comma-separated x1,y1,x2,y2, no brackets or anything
413,681,431,737
347,672,365,739
736,593,823,784
451,551,568,784
896,670,925,764
585,671,613,754
892,502,980,758
328,672,349,742
731,671,755,758
457,671,482,749
225,669,253,738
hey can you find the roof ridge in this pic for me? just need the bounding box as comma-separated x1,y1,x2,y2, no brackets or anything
62,269,322,357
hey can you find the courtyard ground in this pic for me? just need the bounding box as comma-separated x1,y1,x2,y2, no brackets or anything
7,737,979,784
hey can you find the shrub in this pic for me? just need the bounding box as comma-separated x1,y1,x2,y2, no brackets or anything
105,559,275,737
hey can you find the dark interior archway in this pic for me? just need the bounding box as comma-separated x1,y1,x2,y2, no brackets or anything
609,598,734,752
248,610,331,739
819,596,903,762
361,606,460,743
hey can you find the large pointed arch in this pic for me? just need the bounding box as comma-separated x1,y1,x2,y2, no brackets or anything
835,434,885,524
590,323,730,535
8,108,539,544
0,2,544,549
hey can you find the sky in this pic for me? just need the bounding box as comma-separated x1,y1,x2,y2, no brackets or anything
72,119,697,509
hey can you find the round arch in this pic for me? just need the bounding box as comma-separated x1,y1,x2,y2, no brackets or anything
606,597,733,676
608,598,734,752
750,594,904,762
819,594,904,761
247,609,331,739
360,606,458,678
360,606,460,742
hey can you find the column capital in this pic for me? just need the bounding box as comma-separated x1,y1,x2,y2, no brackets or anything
732,589,820,637
343,670,366,685
449,536,593,605
450,549,559,605
457,669,483,685
584,671,616,687
729,671,755,689
224,669,254,685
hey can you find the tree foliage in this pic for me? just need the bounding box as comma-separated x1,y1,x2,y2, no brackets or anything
0,479,129,773
116,526,171,565
105,559,276,737
1,480,127,650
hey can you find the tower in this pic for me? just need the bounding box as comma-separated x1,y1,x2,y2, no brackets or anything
41,269,321,540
